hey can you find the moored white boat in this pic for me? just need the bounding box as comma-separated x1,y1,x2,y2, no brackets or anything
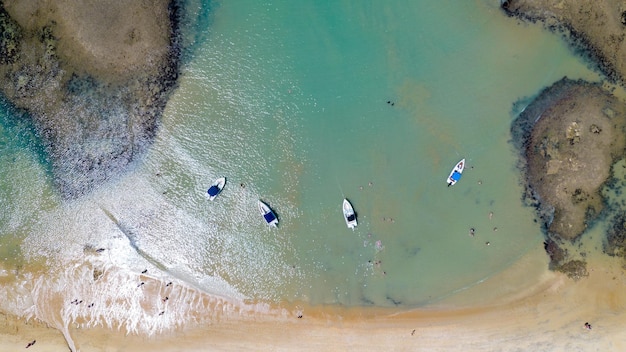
258,200,278,227
206,177,226,201
343,199,357,230
446,158,465,186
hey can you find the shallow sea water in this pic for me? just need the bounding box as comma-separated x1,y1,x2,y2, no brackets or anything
0,0,607,334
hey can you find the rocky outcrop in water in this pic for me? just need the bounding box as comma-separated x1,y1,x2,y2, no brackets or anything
512,78,626,241
511,78,626,273
0,0,181,198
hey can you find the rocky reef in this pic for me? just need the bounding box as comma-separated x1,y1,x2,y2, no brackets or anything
511,78,626,275
512,78,626,241
0,0,181,198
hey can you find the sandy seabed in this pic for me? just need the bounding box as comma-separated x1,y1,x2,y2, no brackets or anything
1,241,625,352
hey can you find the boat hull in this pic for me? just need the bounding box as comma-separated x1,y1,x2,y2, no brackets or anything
343,199,357,230
446,159,465,186
258,200,278,227
207,177,226,201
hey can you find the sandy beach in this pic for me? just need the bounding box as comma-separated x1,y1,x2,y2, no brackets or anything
1,240,624,351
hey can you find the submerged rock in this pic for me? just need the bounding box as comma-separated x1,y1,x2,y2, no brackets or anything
0,0,181,198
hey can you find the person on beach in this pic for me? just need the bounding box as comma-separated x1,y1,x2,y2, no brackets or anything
26,340,36,348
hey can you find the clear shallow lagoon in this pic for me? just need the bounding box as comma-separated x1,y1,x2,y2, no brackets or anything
0,0,603,328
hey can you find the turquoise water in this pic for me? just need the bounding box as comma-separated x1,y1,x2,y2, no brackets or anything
0,0,603,325
155,0,599,306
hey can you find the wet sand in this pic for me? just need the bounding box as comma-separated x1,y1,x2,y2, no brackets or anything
1,242,624,351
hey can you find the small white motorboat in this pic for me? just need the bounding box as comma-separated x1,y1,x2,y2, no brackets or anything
343,199,357,230
258,200,278,227
207,177,226,201
447,159,465,186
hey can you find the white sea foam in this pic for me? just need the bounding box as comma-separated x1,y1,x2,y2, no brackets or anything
0,254,291,351
9,132,303,348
